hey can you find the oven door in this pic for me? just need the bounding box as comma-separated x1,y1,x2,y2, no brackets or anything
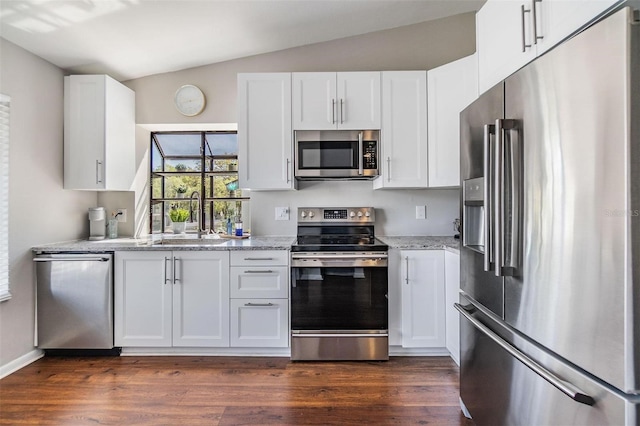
290,252,388,360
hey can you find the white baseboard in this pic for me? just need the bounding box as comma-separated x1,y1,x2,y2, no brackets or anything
0,349,44,379
120,347,291,357
389,346,452,357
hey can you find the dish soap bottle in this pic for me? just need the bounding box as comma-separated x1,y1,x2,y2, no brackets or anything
235,217,243,237
226,218,232,235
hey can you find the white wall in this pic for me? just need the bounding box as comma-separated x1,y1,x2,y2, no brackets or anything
0,39,97,370
124,13,475,236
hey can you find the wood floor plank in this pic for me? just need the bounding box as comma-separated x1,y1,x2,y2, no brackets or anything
0,356,474,425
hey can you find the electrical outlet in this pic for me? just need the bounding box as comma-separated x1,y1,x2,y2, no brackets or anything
116,208,127,223
275,206,290,221
415,205,426,220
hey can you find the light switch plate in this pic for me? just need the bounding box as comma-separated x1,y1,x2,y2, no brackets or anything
275,206,290,221
415,205,426,220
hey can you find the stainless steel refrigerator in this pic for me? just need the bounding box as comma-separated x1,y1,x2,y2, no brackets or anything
458,7,640,425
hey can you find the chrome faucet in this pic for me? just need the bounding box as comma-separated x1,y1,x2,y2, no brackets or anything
187,191,205,237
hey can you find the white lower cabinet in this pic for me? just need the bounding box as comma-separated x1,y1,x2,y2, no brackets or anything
395,250,446,348
444,250,461,365
230,299,288,347
229,250,289,348
114,251,230,347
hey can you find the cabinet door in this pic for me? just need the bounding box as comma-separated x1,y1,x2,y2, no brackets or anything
374,71,427,189
64,75,106,190
114,251,172,347
230,299,289,347
336,72,381,130
292,72,336,130
172,251,230,347
400,250,446,348
477,0,537,94
427,54,478,188
444,250,461,365
238,73,294,190
536,0,619,55
103,76,135,191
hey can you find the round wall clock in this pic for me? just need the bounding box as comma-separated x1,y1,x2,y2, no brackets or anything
174,84,206,116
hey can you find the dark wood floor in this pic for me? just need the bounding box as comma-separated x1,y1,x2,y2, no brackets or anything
0,355,474,425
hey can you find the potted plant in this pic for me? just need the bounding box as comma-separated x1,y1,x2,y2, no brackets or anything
169,208,189,234
176,184,187,198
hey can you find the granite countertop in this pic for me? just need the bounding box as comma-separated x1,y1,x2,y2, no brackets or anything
378,236,460,253
32,235,297,253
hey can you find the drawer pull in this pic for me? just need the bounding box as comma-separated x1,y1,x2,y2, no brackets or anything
244,270,274,274
244,302,275,307
243,257,275,261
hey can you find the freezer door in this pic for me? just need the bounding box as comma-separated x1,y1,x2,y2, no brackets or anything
503,7,639,393
458,294,636,426
460,82,505,317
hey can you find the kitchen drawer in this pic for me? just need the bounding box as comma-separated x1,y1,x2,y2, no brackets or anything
230,298,289,347
230,266,289,299
230,250,288,266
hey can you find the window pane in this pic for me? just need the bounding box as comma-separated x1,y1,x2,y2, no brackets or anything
164,159,202,172
155,133,202,156
205,133,237,155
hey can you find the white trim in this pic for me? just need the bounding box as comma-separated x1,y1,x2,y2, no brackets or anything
0,349,44,379
389,345,451,357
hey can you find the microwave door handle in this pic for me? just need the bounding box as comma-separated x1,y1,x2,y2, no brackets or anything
358,132,364,175
483,124,495,272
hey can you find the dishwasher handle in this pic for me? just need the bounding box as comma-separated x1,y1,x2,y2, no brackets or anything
34,256,111,262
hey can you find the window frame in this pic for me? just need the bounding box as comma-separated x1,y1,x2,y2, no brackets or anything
149,130,248,235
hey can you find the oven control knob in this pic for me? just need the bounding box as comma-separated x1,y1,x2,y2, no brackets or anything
357,211,363,218
301,211,307,218
350,211,356,218
309,211,315,218
365,211,371,217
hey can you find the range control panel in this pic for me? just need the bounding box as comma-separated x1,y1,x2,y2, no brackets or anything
298,207,376,223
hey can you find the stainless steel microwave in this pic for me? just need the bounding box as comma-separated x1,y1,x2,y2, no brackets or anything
294,130,380,180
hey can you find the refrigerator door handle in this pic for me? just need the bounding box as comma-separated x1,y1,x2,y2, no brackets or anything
483,124,495,272
494,119,520,276
455,303,596,406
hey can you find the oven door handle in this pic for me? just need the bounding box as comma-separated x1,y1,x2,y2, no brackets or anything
291,253,388,260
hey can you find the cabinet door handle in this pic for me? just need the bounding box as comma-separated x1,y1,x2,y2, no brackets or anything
340,98,344,124
286,158,291,183
244,257,274,261
405,256,409,284
387,157,391,182
244,270,274,274
332,98,336,124
164,257,171,284
521,4,533,52
244,302,275,307
173,257,180,283
532,0,543,43
95,160,103,184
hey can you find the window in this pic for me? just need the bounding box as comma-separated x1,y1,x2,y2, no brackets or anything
0,94,10,301
150,131,250,234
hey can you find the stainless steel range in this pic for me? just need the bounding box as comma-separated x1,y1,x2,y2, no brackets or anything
290,207,389,361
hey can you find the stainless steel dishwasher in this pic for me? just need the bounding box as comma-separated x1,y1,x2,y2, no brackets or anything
34,253,114,349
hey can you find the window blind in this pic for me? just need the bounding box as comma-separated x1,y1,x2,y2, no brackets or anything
0,94,10,302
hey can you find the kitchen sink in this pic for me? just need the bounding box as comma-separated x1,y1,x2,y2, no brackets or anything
152,238,229,246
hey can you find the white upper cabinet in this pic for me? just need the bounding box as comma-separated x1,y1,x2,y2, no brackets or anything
293,72,381,130
237,73,295,190
477,0,621,94
536,0,620,55
64,75,135,191
427,54,478,188
374,71,428,189
477,0,538,94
